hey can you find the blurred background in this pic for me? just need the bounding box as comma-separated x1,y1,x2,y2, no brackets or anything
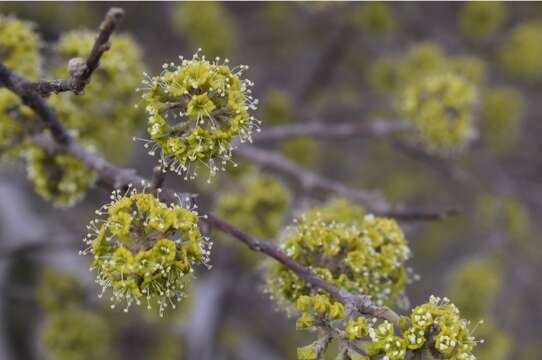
0,2,541,360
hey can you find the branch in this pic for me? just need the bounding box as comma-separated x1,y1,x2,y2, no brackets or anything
28,8,125,96
150,165,167,190
31,135,399,323
253,120,409,143
0,52,399,324
0,64,71,144
237,145,457,221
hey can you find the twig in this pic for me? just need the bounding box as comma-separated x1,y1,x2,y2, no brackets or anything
0,53,400,324
237,145,457,221
31,136,400,323
0,64,71,144
28,8,125,96
238,145,387,211
150,165,167,190
253,120,409,143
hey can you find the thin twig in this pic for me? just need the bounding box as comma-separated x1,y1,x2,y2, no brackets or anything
237,145,457,221
31,135,400,323
0,54,400,324
0,64,71,144
253,121,409,143
150,165,167,190
28,8,125,96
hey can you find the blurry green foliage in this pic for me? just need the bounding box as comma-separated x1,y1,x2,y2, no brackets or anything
216,173,290,241
458,2,506,39
474,321,512,360
415,215,469,260
451,56,488,85
351,2,397,36
262,2,294,29
0,15,41,79
149,333,183,360
41,308,115,360
370,43,487,95
37,268,84,312
261,88,321,169
0,3,98,34
447,256,511,360
280,137,321,169
481,87,525,155
172,2,237,57
448,258,502,320
477,194,536,248
262,89,293,126
24,146,97,207
499,22,542,81
361,143,436,204
0,15,41,158
368,57,406,94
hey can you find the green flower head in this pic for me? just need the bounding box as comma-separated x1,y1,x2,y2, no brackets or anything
41,308,114,360
262,89,293,126
37,268,84,311
481,87,524,155
82,189,210,316
403,295,481,359
459,2,506,39
172,2,237,58
0,15,41,158
400,73,478,153
499,22,542,81
140,50,259,180
25,145,97,207
351,2,397,36
265,200,411,317
216,173,290,240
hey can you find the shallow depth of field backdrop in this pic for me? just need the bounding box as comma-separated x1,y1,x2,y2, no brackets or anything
0,2,541,360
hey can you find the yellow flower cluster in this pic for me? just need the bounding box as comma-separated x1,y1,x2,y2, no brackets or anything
369,43,483,153
82,189,209,316
0,15,41,157
265,199,411,315
141,51,259,180
25,146,97,207
216,173,290,240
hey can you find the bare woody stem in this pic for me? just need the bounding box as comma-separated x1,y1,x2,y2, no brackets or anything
0,7,405,324
253,120,410,143
0,67,400,326
31,135,400,325
237,145,457,221
28,8,125,96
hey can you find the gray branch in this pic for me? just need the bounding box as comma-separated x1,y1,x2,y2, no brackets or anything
28,8,125,96
0,27,400,323
253,120,409,143
237,145,458,221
